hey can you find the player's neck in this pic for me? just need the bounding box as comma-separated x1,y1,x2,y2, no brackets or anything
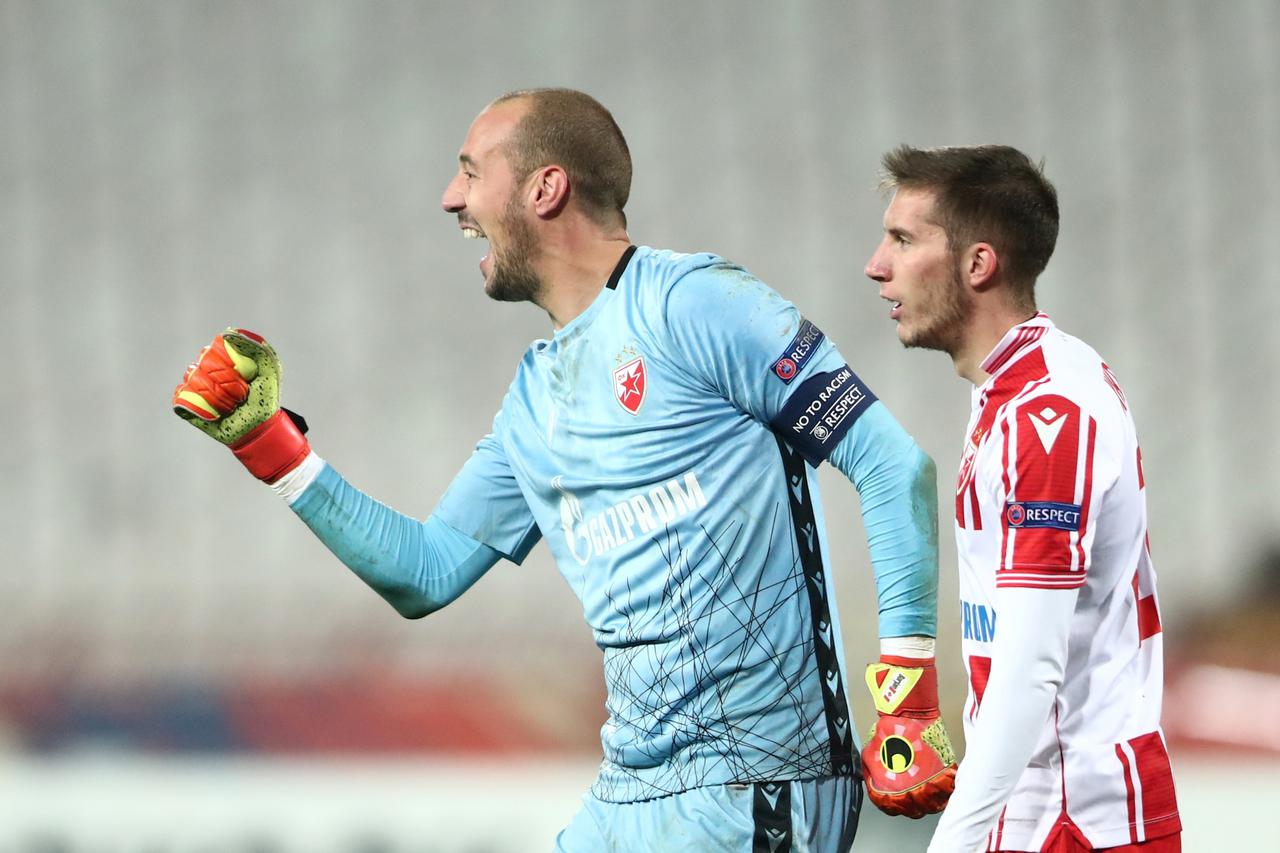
536,230,632,330
951,302,1039,386
950,342,992,387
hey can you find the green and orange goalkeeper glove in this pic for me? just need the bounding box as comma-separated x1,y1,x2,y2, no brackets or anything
171,328,310,483
861,656,958,818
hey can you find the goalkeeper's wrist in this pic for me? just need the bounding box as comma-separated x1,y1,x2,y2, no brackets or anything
230,409,311,483
880,635,936,659
270,451,325,504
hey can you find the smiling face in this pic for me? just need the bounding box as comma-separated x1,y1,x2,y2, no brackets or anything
440,100,543,304
864,187,972,355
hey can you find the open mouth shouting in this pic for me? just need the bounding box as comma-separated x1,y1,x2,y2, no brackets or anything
460,219,491,276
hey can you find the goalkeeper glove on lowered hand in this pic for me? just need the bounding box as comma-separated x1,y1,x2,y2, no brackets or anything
171,328,310,483
861,655,958,818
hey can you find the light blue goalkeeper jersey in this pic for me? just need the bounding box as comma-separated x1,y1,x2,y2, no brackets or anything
424,245,931,802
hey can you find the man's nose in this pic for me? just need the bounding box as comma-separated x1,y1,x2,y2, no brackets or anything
865,250,889,282
441,176,464,213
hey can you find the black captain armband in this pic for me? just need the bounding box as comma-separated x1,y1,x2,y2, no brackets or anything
769,364,878,467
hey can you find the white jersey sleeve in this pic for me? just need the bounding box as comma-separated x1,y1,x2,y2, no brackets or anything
928,586,1077,852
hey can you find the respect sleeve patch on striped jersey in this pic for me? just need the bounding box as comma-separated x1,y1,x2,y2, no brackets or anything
1004,501,1083,530
996,394,1097,588
770,364,877,465
770,319,825,384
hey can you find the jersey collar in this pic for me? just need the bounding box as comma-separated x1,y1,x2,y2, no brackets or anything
979,312,1055,376
971,313,1055,409
542,245,639,351
605,245,638,290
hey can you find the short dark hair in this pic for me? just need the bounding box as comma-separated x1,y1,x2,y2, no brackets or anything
881,145,1059,307
493,88,632,226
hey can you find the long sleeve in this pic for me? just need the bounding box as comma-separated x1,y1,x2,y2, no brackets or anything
827,402,939,639
927,586,1078,852
286,460,506,618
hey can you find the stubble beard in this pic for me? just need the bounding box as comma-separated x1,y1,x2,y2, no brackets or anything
484,193,544,305
900,262,972,357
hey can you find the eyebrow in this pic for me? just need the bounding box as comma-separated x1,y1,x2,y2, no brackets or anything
887,226,913,240
459,153,477,169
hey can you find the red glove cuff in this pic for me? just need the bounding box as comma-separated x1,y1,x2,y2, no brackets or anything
876,655,939,717
230,409,310,483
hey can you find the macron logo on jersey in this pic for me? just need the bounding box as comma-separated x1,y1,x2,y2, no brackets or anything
1028,407,1068,453
771,319,825,384
555,472,709,566
1005,501,1083,530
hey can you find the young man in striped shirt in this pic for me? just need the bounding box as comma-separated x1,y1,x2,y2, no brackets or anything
864,146,1181,853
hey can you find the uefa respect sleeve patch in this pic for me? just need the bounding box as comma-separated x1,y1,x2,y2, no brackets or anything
770,319,825,384
770,364,877,466
1004,501,1083,530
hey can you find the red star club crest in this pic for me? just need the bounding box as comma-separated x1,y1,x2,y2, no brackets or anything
613,356,647,415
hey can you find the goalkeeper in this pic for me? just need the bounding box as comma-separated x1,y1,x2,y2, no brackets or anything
173,88,955,852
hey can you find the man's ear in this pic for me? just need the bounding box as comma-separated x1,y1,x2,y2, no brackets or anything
530,165,570,218
965,242,999,290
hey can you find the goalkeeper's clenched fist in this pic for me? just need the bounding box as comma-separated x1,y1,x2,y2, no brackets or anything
861,655,958,818
172,329,311,483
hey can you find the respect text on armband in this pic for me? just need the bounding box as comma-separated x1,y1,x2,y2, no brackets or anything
770,364,878,466
790,368,866,443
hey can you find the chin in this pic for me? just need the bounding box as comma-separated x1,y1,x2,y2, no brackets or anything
899,325,949,353
897,324,926,349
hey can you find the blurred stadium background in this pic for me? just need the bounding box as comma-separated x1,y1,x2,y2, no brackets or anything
3,0,1278,849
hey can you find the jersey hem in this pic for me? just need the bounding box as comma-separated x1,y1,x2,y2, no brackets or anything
993,811,1182,851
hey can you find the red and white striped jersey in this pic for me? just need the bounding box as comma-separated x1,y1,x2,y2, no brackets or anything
952,314,1179,850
